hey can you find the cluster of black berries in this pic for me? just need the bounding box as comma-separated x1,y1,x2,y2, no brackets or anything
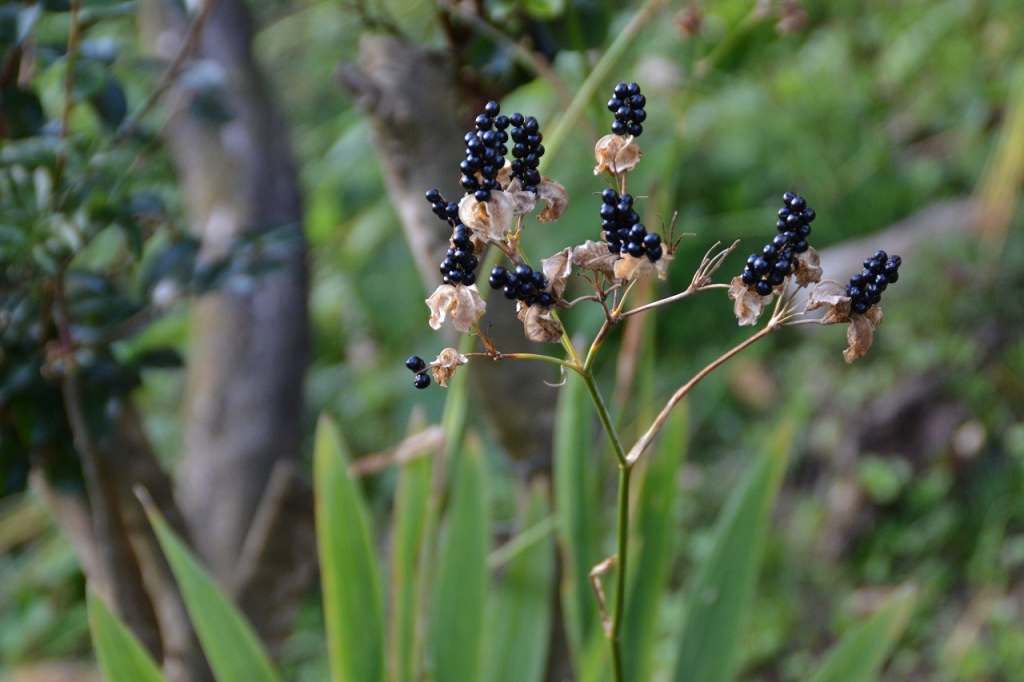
845,251,901,314
740,192,815,296
406,356,431,389
460,101,510,202
425,189,480,286
600,188,662,261
607,82,646,137
488,264,555,307
508,113,544,193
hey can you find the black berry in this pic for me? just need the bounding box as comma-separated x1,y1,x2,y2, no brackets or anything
413,373,431,389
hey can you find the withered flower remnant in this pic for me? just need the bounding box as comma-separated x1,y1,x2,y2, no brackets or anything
426,283,486,333
805,250,902,362
594,134,643,176
431,348,468,387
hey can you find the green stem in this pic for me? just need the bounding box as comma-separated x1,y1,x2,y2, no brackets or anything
610,462,632,682
580,371,626,468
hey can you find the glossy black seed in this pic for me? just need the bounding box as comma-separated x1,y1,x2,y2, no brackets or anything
611,120,627,135
526,133,542,146
772,234,788,249
525,154,539,168
474,189,490,202
626,82,641,96
786,213,802,229
802,208,816,222
627,122,643,137
797,223,812,237
503,285,518,300
484,101,500,116
624,241,642,258
768,271,785,286
849,274,864,287
783,191,796,203
783,230,797,243
643,232,661,248
755,280,773,296
406,356,427,372
647,245,663,261
519,282,535,297
632,108,647,123
888,272,899,283
513,265,531,279
461,175,479,190
747,254,759,268
447,269,464,283
600,203,616,219
741,269,757,285
763,244,778,260
614,82,629,97
602,188,619,204
754,257,770,275
794,240,808,253
538,292,554,307
524,184,537,193
523,117,539,134
777,220,788,231
413,373,431,389
874,250,888,261
774,260,792,276
475,114,492,130
464,256,478,272
445,203,459,218
852,301,869,314
531,272,546,288
510,128,525,143
629,94,646,108
608,241,622,253
616,105,632,120
847,287,862,300
629,224,647,240
789,196,807,211
425,189,441,203
494,114,509,129
608,96,623,112
463,272,476,286
779,208,791,219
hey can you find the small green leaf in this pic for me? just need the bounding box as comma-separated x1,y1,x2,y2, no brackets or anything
313,415,386,682
806,585,916,682
87,587,167,682
143,501,280,682
484,479,555,682
430,436,489,682
672,421,794,682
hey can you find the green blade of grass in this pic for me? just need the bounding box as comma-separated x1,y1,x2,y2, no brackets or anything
806,584,917,682
141,498,280,682
554,371,602,663
87,587,167,682
388,453,432,682
671,421,793,682
313,415,386,682
430,435,489,682
484,479,556,682
624,405,689,682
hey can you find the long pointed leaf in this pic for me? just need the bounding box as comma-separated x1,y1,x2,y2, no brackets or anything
314,415,386,682
806,585,917,682
484,479,556,682
430,435,489,682
88,588,167,682
143,501,280,682
624,405,689,682
672,422,793,682
554,371,602,661
388,453,432,682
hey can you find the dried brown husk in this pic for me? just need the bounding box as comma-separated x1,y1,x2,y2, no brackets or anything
613,252,673,281
793,246,823,287
517,303,564,343
728,276,773,326
541,247,573,299
572,240,619,278
426,283,486,333
458,191,515,242
431,347,468,387
537,177,569,222
594,134,643,176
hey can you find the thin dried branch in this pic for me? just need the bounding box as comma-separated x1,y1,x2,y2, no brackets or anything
589,556,618,638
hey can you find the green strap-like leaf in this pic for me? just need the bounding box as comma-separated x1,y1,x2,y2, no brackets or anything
484,479,556,682
672,421,793,682
805,585,917,682
554,371,602,662
624,405,689,682
430,436,489,682
143,503,280,682
314,415,387,682
388,453,431,682
88,588,167,682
